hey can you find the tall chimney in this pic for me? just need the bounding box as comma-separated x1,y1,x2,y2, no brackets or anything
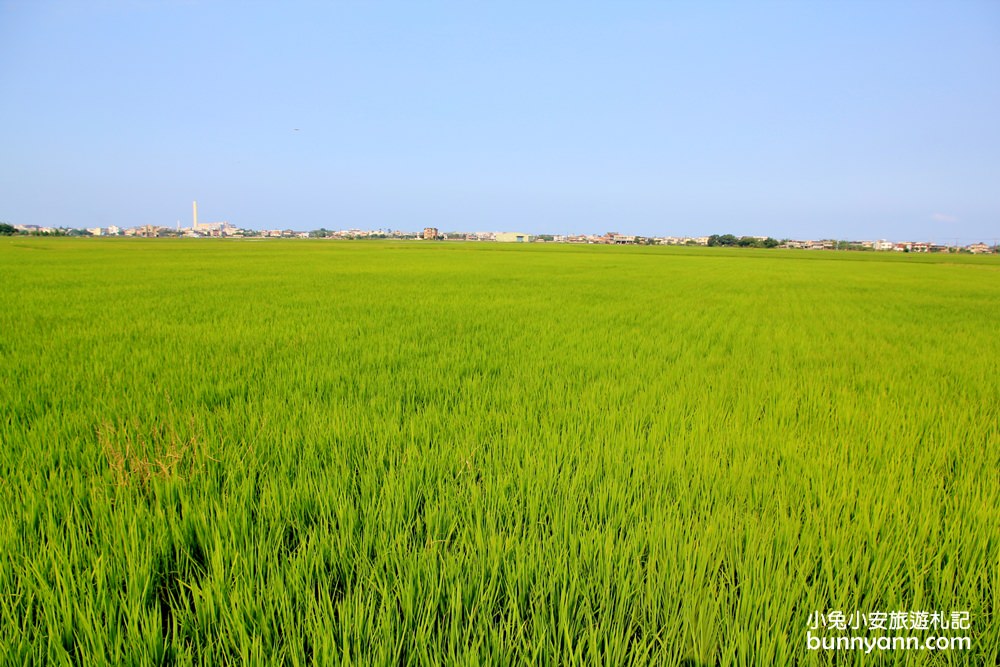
193,200,198,229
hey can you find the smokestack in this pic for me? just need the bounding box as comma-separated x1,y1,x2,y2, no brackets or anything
193,200,198,229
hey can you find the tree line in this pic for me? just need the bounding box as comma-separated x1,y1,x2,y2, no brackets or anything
707,234,780,248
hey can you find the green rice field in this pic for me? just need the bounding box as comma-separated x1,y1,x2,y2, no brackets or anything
1,238,997,665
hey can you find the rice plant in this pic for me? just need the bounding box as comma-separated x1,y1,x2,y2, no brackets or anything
1,238,997,664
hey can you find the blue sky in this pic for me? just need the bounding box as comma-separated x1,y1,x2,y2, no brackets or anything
2,1,998,241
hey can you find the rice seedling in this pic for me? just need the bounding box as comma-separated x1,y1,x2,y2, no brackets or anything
1,238,996,664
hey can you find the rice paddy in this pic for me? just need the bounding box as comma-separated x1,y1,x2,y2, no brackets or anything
1,238,997,665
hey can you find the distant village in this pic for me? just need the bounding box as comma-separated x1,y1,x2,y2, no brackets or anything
4,201,996,254
8,223,997,254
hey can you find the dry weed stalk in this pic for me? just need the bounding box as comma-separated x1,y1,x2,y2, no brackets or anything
98,418,210,487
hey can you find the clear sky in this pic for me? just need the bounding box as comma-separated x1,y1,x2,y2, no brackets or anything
2,1,998,241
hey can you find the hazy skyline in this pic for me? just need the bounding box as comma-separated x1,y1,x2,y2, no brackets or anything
2,1,998,242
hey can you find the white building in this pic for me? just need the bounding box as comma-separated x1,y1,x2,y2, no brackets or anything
494,232,531,243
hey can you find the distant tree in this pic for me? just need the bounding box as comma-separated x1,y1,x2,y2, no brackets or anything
0,223,16,236
763,237,779,248
709,234,738,247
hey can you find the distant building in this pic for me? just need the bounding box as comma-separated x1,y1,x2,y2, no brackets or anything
494,232,531,243
968,242,991,254
191,200,235,235
423,227,439,240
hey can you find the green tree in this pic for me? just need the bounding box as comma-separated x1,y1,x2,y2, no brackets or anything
0,223,16,236
708,234,738,247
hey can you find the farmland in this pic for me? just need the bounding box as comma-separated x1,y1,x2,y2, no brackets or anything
1,238,997,665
